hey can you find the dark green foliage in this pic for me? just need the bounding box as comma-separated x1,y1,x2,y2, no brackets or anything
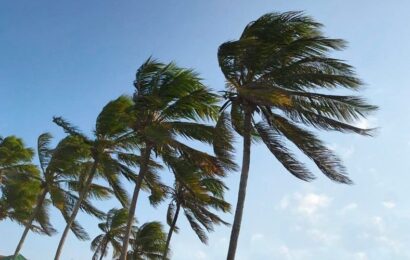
218,11,378,259
91,208,129,260
120,58,237,259
0,136,41,226
218,11,377,183
166,161,231,244
127,221,168,260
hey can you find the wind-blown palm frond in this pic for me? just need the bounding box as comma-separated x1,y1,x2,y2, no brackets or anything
54,95,142,259
91,208,129,260
128,221,168,260
120,58,236,259
218,11,378,259
161,158,231,259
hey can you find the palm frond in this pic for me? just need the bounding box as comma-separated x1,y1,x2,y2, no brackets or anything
37,133,53,174
271,113,352,184
255,121,315,181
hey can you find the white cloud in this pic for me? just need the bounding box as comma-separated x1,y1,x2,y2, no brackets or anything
296,193,331,216
328,143,355,160
279,196,289,210
368,216,402,252
251,233,264,243
341,202,358,213
355,116,378,129
354,252,368,260
382,201,396,209
372,216,384,233
278,245,292,258
307,228,339,245
278,192,331,220
376,235,402,252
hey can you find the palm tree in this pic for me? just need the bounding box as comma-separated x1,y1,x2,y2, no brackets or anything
0,169,41,227
119,59,235,259
53,96,138,259
0,135,37,187
0,136,43,227
127,221,167,260
91,208,128,260
13,133,113,258
217,11,378,259
162,159,231,260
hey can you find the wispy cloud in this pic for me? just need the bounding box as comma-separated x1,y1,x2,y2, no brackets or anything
341,202,358,213
296,193,331,216
382,201,396,209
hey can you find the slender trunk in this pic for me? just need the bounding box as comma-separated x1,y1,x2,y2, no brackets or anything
54,160,99,260
162,203,181,260
99,240,108,260
14,188,48,258
227,107,252,260
119,147,151,260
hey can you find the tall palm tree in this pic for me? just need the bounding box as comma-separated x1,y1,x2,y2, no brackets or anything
91,208,129,260
127,221,167,260
217,11,378,259
119,59,235,259
53,96,138,259
13,133,113,258
162,159,231,260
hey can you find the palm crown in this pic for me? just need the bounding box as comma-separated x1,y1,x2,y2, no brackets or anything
127,221,168,260
218,11,377,183
119,58,236,259
0,136,41,225
91,208,129,260
53,95,146,259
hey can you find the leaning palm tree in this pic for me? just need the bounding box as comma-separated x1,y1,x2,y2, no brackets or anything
91,208,129,260
162,159,231,260
119,59,236,259
13,133,113,258
53,96,138,259
127,221,168,260
217,11,378,259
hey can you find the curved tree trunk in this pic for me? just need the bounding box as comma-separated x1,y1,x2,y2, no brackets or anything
99,240,108,260
14,188,48,258
54,160,99,260
119,147,151,260
162,202,180,260
227,108,252,260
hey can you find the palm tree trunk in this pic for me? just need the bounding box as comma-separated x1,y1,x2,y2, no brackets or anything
227,107,252,260
162,202,181,260
119,147,151,260
54,160,99,260
14,187,48,258
99,240,108,260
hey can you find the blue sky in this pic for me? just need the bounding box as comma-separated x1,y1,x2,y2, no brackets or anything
1,0,410,259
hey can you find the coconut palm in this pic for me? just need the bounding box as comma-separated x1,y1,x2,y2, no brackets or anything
0,135,37,187
0,167,41,226
91,208,129,260
162,159,231,260
119,59,236,259
0,136,43,226
127,221,167,260
217,11,378,259
13,133,113,258
53,96,139,259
